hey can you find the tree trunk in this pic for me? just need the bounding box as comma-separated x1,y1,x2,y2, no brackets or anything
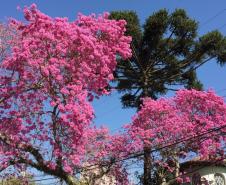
64,175,78,185
175,160,180,178
143,145,152,185
143,81,152,185
172,150,180,178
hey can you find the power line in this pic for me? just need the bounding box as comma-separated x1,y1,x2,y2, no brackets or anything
201,9,226,26
24,123,226,183
29,157,226,184
82,123,226,171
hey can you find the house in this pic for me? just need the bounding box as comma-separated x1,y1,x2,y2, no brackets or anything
180,158,226,185
80,172,116,185
80,163,116,185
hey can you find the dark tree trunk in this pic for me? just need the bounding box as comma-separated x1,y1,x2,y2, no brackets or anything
143,83,152,185
143,146,152,185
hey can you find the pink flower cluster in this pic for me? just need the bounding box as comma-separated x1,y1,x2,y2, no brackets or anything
0,4,131,182
125,89,226,178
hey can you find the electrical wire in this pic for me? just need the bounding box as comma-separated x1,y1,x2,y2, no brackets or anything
82,123,226,171
24,124,226,183
201,9,226,26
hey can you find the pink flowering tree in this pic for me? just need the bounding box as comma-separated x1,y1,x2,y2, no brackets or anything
0,4,131,185
125,89,226,184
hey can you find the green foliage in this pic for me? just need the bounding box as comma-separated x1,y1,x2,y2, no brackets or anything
109,11,142,46
110,9,226,108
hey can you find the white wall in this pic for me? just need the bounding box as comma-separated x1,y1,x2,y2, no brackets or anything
185,166,226,184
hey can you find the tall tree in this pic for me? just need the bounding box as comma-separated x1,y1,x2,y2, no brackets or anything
110,9,226,185
0,4,131,185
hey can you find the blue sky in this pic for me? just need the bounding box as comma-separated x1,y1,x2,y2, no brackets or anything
1,1,226,184
1,0,226,133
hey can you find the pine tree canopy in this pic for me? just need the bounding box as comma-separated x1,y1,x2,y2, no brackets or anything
110,9,226,108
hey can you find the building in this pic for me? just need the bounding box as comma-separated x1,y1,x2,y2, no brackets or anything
80,163,116,185
180,158,226,185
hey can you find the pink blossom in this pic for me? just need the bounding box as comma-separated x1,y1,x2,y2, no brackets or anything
0,4,131,184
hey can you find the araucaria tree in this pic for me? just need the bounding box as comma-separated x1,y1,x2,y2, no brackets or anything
110,9,226,185
0,4,131,185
